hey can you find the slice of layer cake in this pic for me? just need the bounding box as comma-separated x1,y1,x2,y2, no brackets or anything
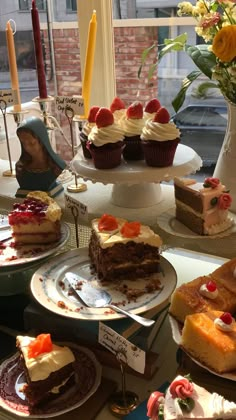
169,275,236,324
147,374,236,419
211,257,236,295
174,176,233,235
8,191,62,244
89,214,162,281
16,333,76,407
181,311,236,373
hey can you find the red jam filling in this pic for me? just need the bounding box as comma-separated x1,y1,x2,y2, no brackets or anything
98,214,118,232
28,333,53,358
120,221,141,238
8,198,48,225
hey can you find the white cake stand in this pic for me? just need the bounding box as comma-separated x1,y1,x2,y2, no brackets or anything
71,144,202,209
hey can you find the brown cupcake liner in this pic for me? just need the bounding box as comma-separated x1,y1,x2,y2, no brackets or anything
87,141,124,169
142,138,180,167
123,135,144,161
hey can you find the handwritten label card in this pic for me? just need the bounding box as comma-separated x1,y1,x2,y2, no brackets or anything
99,322,146,374
65,193,88,222
0,89,15,106
55,96,84,116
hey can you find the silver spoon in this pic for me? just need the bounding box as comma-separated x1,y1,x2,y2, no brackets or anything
65,272,155,328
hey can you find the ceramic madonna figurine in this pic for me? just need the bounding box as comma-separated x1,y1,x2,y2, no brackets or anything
15,117,66,197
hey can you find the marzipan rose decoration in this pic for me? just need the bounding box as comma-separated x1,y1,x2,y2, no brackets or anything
140,0,236,111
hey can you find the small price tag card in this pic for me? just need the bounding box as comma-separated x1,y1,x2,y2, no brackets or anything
0,89,15,107
55,96,84,116
65,192,88,223
99,322,146,374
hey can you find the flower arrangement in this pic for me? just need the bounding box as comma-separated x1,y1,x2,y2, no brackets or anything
139,0,236,112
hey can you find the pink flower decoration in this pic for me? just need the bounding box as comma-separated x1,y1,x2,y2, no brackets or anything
218,193,232,209
201,12,221,29
203,177,220,188
147,391,165,419
169,378,194,399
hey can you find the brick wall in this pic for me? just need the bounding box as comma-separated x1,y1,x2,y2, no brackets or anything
43,25,158,160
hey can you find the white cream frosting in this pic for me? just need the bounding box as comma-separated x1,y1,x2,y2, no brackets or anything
27,191,62,222
17,335,75,382
88,123,125,147
122,116,145,136
164,375,236,419
141,119,180,142
92,217,162,249
113,109,126,124
199,284,219,299
214,317,235,332
81,121,95,136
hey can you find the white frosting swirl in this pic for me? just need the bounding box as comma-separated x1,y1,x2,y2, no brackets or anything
141,119,180,142
199,284,219,299
113,109,126,124
82,121,95,136
88,123,125,147
122,117,145,136
214,318,234,332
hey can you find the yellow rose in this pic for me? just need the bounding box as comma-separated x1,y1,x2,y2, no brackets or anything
212,25,236,62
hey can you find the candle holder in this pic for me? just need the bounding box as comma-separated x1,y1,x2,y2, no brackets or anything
109,350,139,416
32,95,55,130
0,99,15,177
65,106,87,194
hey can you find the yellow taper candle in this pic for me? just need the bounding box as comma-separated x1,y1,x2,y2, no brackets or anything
6,21,21,112
82,10,97,118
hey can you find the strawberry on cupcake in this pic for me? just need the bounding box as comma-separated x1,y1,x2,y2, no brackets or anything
122,100,145,161
141,106,180,167
87,107,125,169
110,96,126,124
79,106,100,159
144,98,161,121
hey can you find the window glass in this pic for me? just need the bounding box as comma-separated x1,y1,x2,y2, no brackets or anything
173,106,228,128
66,0,77,12
19,0,45,11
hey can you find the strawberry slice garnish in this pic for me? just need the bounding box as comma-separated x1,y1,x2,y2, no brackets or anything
88,106,100,123
153,107,170,124
28,334,53,358
120,221,141,238
95,107,114,128
126,101,143,119
145,98,161,114
110,97,125,113
98,214,118,232
220,312,233,325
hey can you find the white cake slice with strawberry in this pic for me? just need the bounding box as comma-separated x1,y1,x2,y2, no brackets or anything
147,375,236,419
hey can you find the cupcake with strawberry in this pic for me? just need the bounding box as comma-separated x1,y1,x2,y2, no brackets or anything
122,101,145,161
144,98,161,121
110,96,126,124
79,106,100,159
87,107,125,169
141,106,180,167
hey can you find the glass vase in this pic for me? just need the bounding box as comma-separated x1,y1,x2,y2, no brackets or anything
213,100,236,213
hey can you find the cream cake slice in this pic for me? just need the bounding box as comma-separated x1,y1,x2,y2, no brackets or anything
8,191,62,244
16,334,75,407
89,214,162,280
174,177,233,235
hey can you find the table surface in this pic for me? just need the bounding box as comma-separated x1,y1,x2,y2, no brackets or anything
0,248,227,420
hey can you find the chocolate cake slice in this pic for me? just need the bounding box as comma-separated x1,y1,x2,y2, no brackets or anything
16,334,75,407
89,214,162,281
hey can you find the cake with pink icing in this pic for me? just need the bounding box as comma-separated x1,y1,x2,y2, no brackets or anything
147,374,236,419
141,106,180,167
87,107,125,169
174,176,233,235
181,310,236,374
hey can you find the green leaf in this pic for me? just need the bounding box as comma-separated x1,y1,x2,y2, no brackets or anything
172,70,202,112
164,33,188,46
185,44,216,79
192,81,220,98
138,44,157,78
148,62,158,80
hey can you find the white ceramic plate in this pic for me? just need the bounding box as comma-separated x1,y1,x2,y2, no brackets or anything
169,315,236,381
0,343,102,418
0,223,70,270
31,248,177,321
157,208,236,239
